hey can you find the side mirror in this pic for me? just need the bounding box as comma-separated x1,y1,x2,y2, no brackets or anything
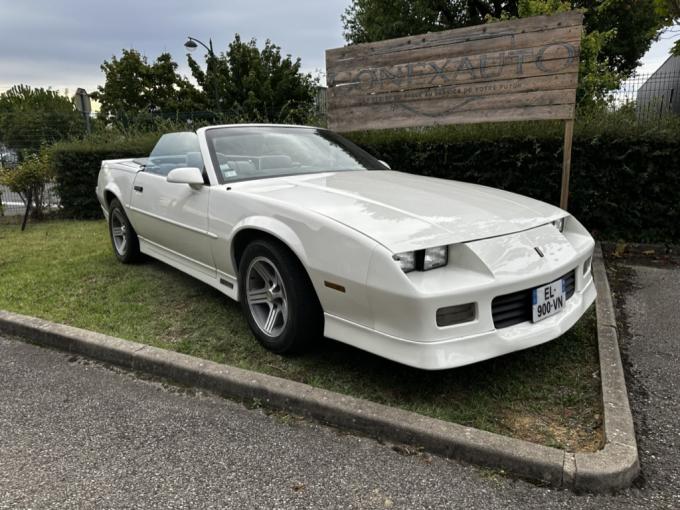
378,160,391,170
167,167,204,189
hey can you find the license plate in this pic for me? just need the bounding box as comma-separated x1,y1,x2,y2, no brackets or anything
532,278,566,323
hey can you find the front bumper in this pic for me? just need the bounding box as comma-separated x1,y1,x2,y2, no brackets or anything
324,274,595,370
324,220,597,370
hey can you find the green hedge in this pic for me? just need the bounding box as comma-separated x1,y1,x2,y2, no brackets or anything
347,121,680,242
50,118,680,241
50,133,160,219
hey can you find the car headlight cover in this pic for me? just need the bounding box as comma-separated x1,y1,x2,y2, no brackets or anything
423,246,448,270
393,251,416,273
394,246,448,273
552,217,566,232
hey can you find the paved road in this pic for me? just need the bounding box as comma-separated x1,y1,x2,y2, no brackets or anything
0,261,678,509
610,261,680,509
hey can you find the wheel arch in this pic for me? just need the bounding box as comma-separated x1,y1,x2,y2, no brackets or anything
104,186,140,237
230,218,310,273
103,189,119,210
102,181,125,213
230,221,324,310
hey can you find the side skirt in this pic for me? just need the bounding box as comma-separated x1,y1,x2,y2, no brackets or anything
138,236,239,301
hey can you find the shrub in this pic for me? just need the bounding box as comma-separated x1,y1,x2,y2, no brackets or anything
346,116,680,242
48,112,680,242
0,150,54,219
51,132,160,218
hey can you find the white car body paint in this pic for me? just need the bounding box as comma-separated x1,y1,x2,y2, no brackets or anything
96,124,595,370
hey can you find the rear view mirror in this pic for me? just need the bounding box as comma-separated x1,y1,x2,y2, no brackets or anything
379,160,391,170
167,167,204,189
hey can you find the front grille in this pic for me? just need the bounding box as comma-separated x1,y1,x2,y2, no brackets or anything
491,270,576,329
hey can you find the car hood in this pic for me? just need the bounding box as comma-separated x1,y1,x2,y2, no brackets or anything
236,170,565,253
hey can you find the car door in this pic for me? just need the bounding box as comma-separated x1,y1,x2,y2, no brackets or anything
128,132,216,278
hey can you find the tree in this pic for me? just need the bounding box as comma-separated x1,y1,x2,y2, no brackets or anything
0,150,54,221
0,85,83,153
94,38,318,125
660,0,680,55
580,0,667,76
341,0,670,103
342,0,519,43
93,49,201,119
187,35,318,123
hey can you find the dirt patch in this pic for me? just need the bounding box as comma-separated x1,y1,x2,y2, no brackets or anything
502,407,603,453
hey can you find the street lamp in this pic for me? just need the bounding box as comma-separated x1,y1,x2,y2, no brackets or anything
184,36,219,109
184,39,198,52
184,36,215,57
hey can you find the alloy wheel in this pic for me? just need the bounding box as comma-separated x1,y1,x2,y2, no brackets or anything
245,256,289,337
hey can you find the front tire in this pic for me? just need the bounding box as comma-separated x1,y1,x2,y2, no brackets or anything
239,239,323,354
108,198,140,264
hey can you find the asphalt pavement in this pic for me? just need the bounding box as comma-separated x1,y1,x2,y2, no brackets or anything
0,259,678,509
609,260,680,508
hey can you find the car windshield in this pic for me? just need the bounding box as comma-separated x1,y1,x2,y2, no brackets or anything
204,126,387,183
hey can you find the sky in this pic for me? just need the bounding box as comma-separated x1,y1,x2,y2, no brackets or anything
637,26,680,74
0,0,678,96
0,0,349,95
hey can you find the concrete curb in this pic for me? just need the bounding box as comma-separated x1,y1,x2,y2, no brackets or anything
0,243,638,492
572,244,640,491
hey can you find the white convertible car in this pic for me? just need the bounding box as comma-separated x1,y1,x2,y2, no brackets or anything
96,124,596,370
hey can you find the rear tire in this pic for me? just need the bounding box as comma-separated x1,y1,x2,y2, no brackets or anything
108,198,141,264
239,239,323,354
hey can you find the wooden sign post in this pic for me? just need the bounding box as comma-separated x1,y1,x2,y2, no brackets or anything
560,119,575,209
325,11,583,210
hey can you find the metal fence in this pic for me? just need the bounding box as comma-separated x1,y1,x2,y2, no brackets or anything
0,183,60,217
610,70,680,121
0,147,18,168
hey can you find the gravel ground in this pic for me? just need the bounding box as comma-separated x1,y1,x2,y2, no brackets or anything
0,260,678,509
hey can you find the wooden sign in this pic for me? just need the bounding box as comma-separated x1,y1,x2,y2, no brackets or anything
325,11,584,209
326,12,583,132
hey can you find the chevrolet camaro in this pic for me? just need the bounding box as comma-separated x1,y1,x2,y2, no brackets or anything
96,124,596,370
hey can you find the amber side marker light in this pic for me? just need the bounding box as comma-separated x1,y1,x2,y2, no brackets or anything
324,281,346,293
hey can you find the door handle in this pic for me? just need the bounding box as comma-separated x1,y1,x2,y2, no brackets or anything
134,186,143,193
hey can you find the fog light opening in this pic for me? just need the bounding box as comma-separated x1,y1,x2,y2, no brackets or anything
436,303,476,327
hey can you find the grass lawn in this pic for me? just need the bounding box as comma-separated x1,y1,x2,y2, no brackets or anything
0,220,603,451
